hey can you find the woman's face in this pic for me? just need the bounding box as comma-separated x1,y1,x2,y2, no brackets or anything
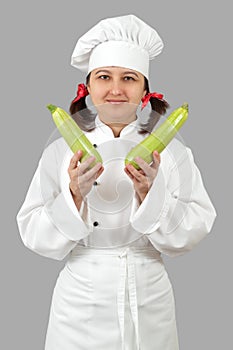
86,66,147,125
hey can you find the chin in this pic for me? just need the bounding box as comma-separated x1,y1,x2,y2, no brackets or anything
96,102,138,121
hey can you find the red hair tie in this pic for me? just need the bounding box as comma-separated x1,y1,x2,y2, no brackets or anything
72,83,89,104
141,92,164,110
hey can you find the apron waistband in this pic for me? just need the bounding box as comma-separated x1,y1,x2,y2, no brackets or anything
71,245,161,259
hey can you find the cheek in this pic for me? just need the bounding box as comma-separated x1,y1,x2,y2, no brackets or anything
129,89,144,104
128,81,146,101
89,87,104,103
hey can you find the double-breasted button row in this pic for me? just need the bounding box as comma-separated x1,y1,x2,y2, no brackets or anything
92,143,99,226
92,144,99,227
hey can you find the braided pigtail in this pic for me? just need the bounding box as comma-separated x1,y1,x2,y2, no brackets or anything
69,74,96,131
138,78,170,134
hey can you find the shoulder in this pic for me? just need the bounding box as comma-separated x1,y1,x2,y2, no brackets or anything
41,137,70,167
43,137,68,154
162,137,194,170
166,137,191,155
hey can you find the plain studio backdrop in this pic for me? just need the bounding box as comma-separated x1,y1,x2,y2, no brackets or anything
1,1,232,349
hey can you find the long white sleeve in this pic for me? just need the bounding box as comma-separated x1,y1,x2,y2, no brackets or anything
16,139,89,260
130,141,217,257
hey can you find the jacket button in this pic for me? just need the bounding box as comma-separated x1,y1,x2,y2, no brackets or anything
93,144,97,148
93,221,99,227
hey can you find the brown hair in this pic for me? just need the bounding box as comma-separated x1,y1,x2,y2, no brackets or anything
69,73,170,133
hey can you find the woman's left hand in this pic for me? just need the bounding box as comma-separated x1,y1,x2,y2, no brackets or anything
124,150,161,204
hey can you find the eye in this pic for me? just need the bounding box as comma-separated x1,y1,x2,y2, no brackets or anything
98,75,110,80
124,76,135,81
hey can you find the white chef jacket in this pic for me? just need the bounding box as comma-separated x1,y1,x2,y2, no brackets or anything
16,115,216,349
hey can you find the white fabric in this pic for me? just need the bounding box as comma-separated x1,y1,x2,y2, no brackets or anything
88,40,149,78
117,247,140,350
45,246,178,350
16,115,216,349
71,14,164,78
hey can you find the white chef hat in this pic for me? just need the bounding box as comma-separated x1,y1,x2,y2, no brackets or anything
71,14,164,79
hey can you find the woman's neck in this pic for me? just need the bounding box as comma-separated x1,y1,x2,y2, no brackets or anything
99,115,137,137
104,120,134,137
106,123,126,137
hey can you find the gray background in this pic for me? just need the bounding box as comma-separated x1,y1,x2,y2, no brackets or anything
1,0,232,349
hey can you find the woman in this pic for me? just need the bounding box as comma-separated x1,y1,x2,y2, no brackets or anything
17,15,216,350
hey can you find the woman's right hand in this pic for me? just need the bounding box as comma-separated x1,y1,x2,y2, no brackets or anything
68,150,104,210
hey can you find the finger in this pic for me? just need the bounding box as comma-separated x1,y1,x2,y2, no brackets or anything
125,163,144,181
78,156,96,175
134,157,153,177
80,162,103,182
96,166,104,179
69,150,83,170
138,169,145,175
151,150,161,169
124,167,134,180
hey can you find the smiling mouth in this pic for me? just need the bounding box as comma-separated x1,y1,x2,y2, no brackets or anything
106,100,128,104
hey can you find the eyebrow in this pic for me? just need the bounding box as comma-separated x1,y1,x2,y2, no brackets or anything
94,69,139,77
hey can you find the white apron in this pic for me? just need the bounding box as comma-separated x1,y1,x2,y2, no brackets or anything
44,245,179,350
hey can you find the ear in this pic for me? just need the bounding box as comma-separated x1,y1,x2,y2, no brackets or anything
86,85,91,94
142,89,147,98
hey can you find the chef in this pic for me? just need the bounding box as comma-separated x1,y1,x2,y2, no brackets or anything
17,14,216,350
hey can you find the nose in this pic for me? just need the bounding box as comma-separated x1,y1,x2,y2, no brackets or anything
109,80,124,95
